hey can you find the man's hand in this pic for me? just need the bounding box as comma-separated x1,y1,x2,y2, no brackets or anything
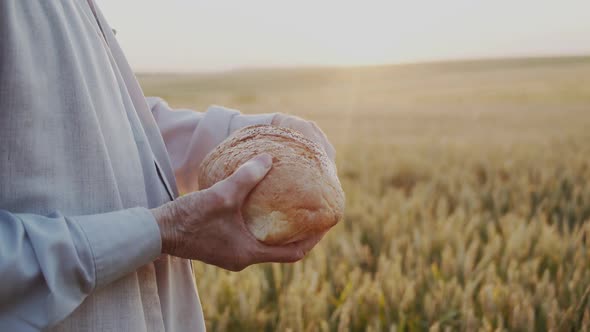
150,154,324,271
271,113,336,162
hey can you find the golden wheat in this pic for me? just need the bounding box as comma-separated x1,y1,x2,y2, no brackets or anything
139,56,590,331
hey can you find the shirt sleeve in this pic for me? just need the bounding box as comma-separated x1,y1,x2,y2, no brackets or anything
0,207,161,330
147,97,276,194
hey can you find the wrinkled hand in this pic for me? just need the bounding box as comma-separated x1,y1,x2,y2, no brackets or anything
151,154,324,271
271,113,336,162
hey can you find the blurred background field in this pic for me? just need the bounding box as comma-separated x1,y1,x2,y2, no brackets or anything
139,56,590,331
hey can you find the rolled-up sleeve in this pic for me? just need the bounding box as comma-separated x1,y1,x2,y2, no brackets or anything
0,207,161,330
147,97,276,193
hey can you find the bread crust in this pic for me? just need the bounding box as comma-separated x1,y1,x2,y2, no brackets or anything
198,125,345,245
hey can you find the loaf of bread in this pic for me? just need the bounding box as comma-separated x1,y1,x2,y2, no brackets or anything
198,124,345,245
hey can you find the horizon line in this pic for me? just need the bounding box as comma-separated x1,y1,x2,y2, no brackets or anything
134,53,590,76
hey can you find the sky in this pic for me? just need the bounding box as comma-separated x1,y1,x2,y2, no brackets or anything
96,0,590,73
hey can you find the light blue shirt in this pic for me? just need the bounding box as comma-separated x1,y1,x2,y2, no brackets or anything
0,1,274,331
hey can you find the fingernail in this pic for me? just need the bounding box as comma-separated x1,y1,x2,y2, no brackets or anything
255,154,272,169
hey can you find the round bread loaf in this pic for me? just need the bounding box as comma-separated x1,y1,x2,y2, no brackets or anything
198,124,345,245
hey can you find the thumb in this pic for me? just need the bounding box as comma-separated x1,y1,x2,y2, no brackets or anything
215,154,273,205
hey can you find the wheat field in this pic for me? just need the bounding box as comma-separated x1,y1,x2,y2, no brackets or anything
138,56,590,331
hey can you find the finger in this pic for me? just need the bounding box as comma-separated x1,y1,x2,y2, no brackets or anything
292,231,326,253
299,122,327,152
270,113,286,126
214,154,273,207
272,116,334,160
309,122,336,162
323,140,336,162
253,231,327,264
253,242,305,263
